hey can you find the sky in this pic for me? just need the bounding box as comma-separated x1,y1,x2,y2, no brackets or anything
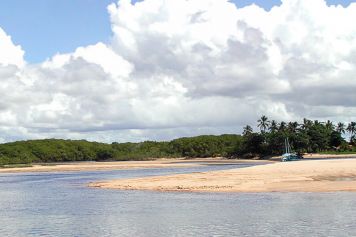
0,0,353,63
0,0,356,143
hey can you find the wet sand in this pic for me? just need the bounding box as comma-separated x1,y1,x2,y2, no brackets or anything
90,159,356,192
0,158,268,173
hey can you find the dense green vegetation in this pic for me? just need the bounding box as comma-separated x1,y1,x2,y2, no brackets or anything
240,116,356,157
0,117,355,166
0,135,242,166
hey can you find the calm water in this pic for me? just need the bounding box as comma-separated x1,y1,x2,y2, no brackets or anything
0,164,355,237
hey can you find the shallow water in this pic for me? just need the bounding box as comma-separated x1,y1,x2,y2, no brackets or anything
0,164,355,237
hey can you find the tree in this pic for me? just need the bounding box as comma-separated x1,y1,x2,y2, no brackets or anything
243,125,253,136
257,115,270,133
307,123,330,152
347,122,356,142
325,120,334,131
330,131,344,148
287,122,299,133
269,120,278,133
241,133,266,156
96,149,114,161
336,122,346,134
301,118,313,130
279,121,287,132
314,120,321,125
266,131,285,155
292,131,310,153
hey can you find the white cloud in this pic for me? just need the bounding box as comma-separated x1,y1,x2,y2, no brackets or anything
43,42,134,78
0,28,25,67
0,0,356,142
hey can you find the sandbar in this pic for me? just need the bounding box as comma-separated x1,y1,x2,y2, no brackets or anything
90,159,356,192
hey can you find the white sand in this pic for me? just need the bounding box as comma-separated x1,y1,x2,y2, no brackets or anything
90,159,356,193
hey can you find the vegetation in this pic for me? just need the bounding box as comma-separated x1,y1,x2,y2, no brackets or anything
0,164,33,169
239,116,356,157
0,135,242,166
0,117,355,166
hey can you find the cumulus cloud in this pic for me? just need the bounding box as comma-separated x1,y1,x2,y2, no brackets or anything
0,28,25,67
0,0,356,142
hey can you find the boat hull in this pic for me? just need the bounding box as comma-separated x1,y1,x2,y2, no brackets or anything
282,153,302,162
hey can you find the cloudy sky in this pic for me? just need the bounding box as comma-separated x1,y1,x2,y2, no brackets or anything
0,0,355,143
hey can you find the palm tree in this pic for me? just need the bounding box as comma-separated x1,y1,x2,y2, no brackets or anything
314,120,321,126
301,118,312,130
243,125,253,136
336,122,346,134
279,121,287,132
269,120,278,132
287,122,299,133
347,122,356,142
257,115,270,133
325,120,334,131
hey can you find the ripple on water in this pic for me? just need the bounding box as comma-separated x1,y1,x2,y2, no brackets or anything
0,166,356,236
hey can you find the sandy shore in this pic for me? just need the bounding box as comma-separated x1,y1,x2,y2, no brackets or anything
303,153,356,159
269,153,356,161
0,158,268,173
90,159,356,192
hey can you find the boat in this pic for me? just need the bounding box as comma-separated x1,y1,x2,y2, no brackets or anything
281,138,302,162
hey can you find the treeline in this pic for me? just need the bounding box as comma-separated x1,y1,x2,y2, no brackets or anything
239,116,356,157
1,117,355,165
0,135,242,165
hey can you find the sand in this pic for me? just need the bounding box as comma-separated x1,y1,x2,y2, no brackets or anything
0,158,267,173
303,153,356,159
90,159,356,193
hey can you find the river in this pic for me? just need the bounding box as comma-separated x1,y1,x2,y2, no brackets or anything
0,164,355,236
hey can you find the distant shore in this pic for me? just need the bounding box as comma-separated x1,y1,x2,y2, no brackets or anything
268,153,356,161
0,158,269,173
90,158,356,193
303,153,356,159
1,153,356,176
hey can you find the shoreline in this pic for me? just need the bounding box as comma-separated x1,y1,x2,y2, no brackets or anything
90,159,356,193
0,158,270,174
303,153,356,159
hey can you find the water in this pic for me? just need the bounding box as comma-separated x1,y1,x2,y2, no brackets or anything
0,164,356,237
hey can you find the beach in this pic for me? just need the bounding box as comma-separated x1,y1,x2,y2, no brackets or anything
3,156,356,193
0,158,267,173
90,158,356,192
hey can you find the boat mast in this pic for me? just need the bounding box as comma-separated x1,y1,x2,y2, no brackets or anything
285,137,291,154
287,138,289,153
287,137,289,154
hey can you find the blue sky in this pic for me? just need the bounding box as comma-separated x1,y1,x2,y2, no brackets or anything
0,0,354,63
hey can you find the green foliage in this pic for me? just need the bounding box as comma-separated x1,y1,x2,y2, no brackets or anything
111,141,174,160
0,135,243,165
170,135,242,158
0,117,355,165
330,131,343,148
266,131,286,155
0,139,103,165
240,133,266,157
241,117,354,157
